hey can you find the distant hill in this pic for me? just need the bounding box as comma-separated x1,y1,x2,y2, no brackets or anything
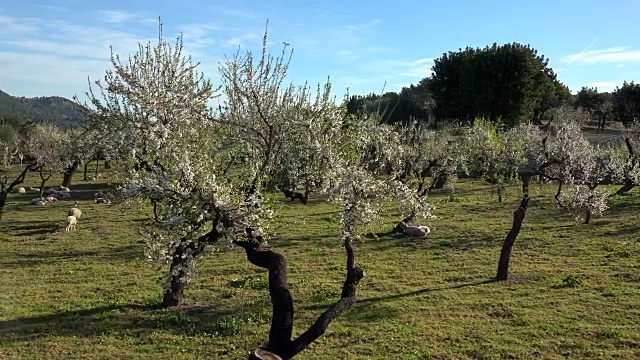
0,89,87,128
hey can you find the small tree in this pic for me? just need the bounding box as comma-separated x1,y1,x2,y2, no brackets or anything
0,128,38,221
24,123,70,198
464,119,526,202
610,121,640,195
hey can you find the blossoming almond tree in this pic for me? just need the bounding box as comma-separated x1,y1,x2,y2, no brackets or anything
241,115,433,360
610,120,640,196
539,109,616,224
0,129,39,221
85,21,434,358
80,23,271,308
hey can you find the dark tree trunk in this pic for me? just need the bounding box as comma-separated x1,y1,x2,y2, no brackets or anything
95,159,99,176
159,217,228,308
433,173,448,189
83,162,89,181
614,179,636,196
0,163,36,221
554,181,563,205
0,191,7,222
62,160,80,188
38,169,53,199
612,138,637,196
495,195,530,281
237,236,364,360
584,209,592,224
104,160,111,169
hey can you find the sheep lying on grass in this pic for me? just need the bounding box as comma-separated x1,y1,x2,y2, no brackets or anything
398,221,431,237
54,192,71,199
65,215,77,232
94,197,111,204
16,187,26,194
45,196,58,202
32,199,46,206
27,187,41,194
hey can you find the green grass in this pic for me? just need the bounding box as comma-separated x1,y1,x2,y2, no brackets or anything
1,169,640,359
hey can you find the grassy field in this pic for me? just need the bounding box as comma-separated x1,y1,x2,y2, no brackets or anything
1,169,639,359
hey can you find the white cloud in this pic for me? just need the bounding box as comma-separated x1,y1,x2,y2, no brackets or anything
222,33,260,48
0,12,225,101
587,81,620,92
100,10,138,23
562,46,640,65
398,58,435,78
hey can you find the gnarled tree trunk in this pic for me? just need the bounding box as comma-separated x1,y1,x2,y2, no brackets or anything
237,236,364,359
0,163,36,221
496,195,530,281
161,218,226,308
62,160,81,188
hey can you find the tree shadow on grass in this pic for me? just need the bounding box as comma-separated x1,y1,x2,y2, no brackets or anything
3,245,144,268
0,301,256,343
3,221,60,236
298,279,494,312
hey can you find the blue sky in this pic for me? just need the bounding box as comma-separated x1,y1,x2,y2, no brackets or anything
1,0,639,103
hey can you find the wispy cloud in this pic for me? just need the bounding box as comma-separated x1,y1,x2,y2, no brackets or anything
0,12,226,100
398,58,435,78
565,38,598,66
563,46,640,65
30,4,69,13
100,10,138,24
587,81,620,92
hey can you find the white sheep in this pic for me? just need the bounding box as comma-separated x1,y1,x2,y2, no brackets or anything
58,186,71,192
27,187,41,194
91,174,102,181
33,200,46,206
45,196,59,202
65,215,77,232
398,221,431,237
16,187,26,194
31,197,46,205
67,207,82,220
95,197,111,204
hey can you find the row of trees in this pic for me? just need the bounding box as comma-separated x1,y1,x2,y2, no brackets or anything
0,119,115,220
575,81,640,129
3,23,640,359
347,43,640,130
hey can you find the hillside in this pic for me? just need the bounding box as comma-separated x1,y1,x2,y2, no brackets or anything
0,89,87,128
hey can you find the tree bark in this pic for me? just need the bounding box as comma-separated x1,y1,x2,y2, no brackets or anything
38,168,53,199
83,162,89,181
0,163,36,221
104,160,111,169
160,219,226,308
495,195,530,281
433,173,448,189
62,160,80,188
584,209,592,224
614,179,636,196
237,236,364,360
0,191,7,222
554,181,563,205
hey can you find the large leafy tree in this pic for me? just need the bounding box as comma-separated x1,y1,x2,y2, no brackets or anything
612,81,640,125
575,86,613,131
429,43,569,127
